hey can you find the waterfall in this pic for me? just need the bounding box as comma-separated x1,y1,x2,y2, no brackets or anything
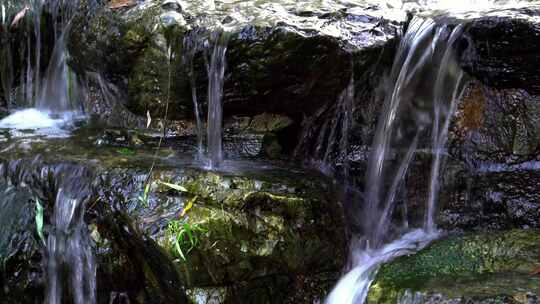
326,16,468,304
45,170,96,304
0,2,17,109
0,0,82,131
206,30,229,169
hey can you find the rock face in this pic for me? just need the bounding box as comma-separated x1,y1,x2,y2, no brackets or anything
2,1,540,303
433,12,540,230
459,7,540,94
368,230,540,304
109,167,346,303
428,83,540,231
66,0,400,158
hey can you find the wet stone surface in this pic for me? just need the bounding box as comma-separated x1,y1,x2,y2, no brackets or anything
0,124,347,304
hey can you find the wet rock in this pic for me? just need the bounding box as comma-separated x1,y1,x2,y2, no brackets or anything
162,0,183,13
0,159,192,304
0,126,347,303
99,166,347,303
459,7,540,94
0,180,42,304
368,230,540,304
436,83,540,231
67,1,400,148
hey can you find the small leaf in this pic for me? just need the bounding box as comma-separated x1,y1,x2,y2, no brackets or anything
180,196,197,217
174,239,186,261
10,5,29,29
35,198,46,246
146,110,152,128
159,181,188,192
532,267,540,275
144,183,151,197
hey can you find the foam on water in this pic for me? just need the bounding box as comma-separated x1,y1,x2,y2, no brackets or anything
0,109,80,137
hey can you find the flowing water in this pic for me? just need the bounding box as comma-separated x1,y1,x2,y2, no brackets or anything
45,167,96,304
326,16,469,304
0,0,82,131
318,75,355,178
0,2,96,301
206,30,229,169
0,1,528,302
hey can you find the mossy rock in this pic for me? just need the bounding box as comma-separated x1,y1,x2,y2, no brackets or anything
140,169,346,299
368,230,540,304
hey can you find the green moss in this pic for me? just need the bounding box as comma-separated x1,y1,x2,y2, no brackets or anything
151,169,344,287
368,230,540,303
249,114,293,132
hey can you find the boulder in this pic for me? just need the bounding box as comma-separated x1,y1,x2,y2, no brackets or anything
67,0,401,153
459,6,540,94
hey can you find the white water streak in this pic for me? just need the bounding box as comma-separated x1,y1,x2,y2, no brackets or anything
206,31,229,169
327,16,468,303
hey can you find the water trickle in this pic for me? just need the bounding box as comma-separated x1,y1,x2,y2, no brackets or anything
206,30,229,170
327,16,468,304
327,229,438,304
183,30,205,159
37,24,77,113
0,2,17,109
45,168,96,304
295,72,355,178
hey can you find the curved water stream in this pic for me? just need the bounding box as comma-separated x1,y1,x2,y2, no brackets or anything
327,15,469,304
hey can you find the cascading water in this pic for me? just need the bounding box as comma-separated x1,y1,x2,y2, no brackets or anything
45,168,96,304
206,30,229,169
293,71,354,179
0,0,83,131
326,16,469,304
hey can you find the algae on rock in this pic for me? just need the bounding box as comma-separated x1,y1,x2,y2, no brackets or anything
368,230,540,304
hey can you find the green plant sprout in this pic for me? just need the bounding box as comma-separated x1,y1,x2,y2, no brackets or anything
138,182,151,207
167,221,207,262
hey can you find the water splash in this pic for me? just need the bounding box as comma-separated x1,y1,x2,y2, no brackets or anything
0,108,76,133
327,16,468,303
0,0,82,133
206,30,229,170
